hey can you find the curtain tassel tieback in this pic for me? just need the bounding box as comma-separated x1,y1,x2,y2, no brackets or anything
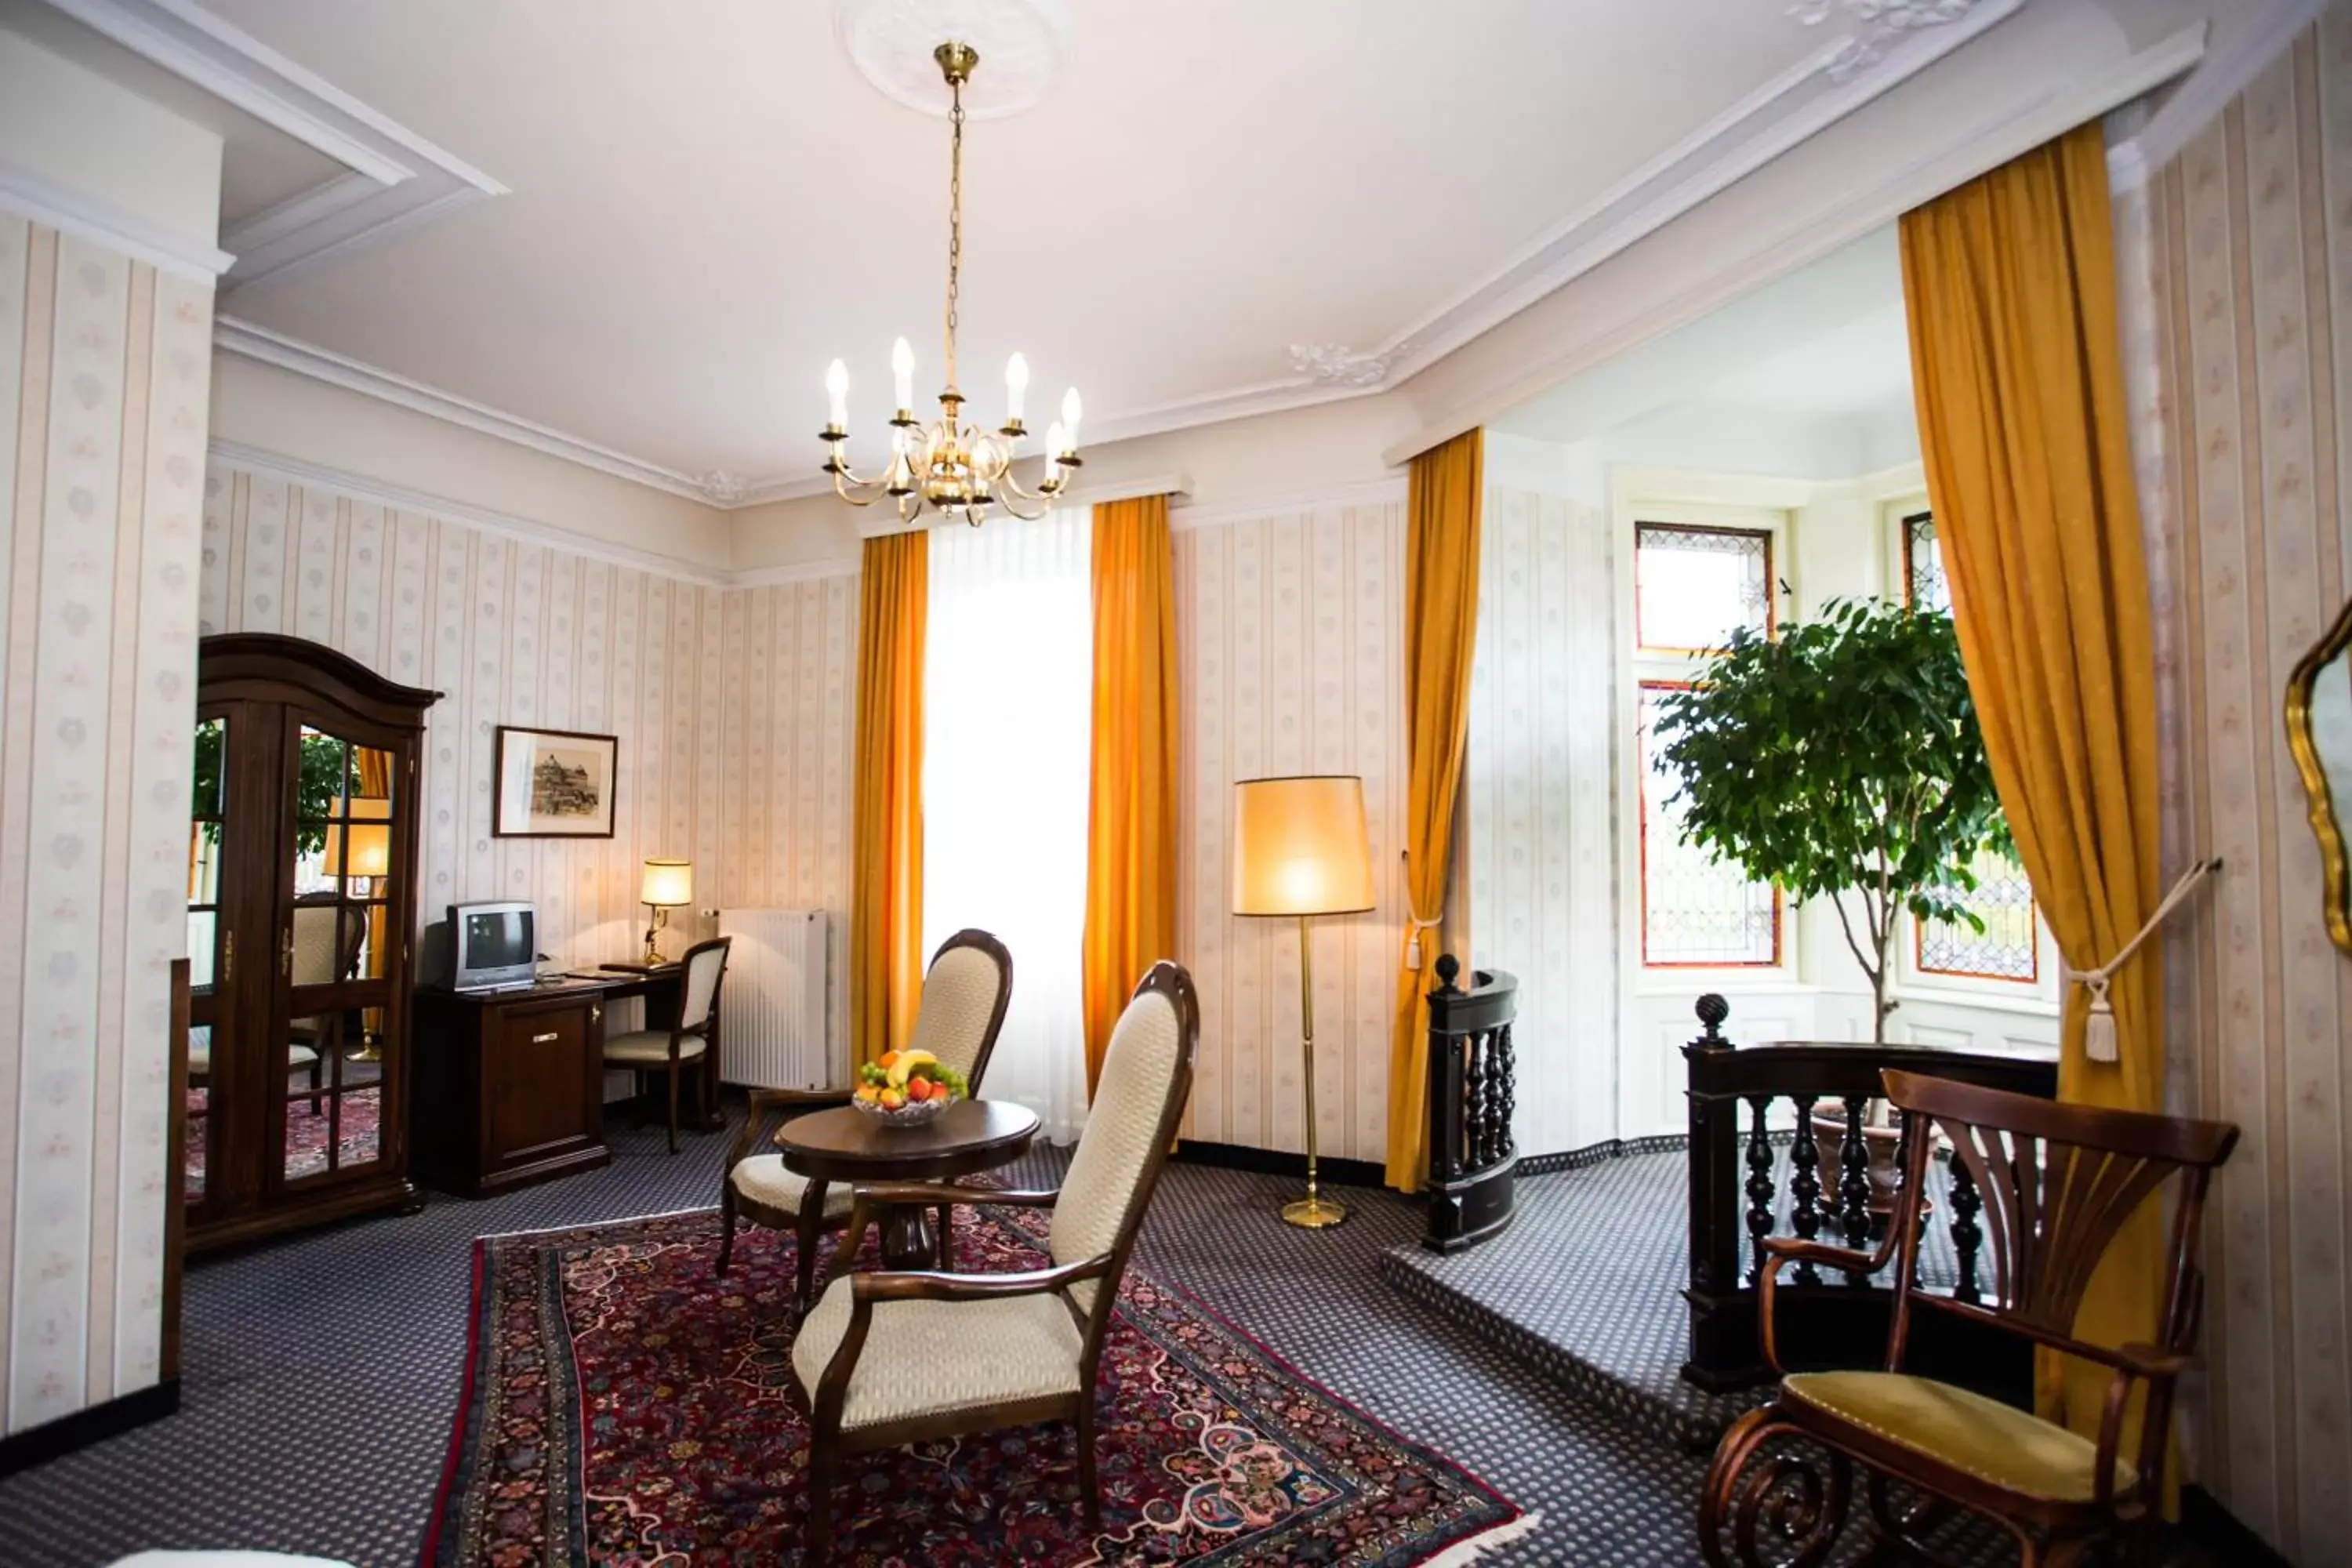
2063,856,2222,1063
1402,850,1443,970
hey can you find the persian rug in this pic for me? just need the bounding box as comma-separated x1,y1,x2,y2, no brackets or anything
423,1206,1535,1566
184,1084,383,1197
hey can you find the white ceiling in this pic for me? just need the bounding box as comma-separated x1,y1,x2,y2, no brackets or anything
29,0,2050,498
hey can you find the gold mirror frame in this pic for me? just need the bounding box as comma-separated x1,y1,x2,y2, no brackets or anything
2284,594,2352,954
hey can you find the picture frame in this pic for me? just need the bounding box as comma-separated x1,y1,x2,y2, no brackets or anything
492,725,618,839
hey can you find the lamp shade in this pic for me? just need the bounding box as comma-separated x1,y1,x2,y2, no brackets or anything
641,858,694,907
1232,775,1375,916
323,796,392,878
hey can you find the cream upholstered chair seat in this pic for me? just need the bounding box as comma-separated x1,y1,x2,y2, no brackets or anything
792,1285,1083,1430
603,1028,706,1065
188,1038,316,1075
730,1153,854,1218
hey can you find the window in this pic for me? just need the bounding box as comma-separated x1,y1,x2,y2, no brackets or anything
1902,510,1950,612
1634,517,1784,970
1896,506,2040,985
922,508,1094,1141
1635,521,1774,654
1639,682,1781,966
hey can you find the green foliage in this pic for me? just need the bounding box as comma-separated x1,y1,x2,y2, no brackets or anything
1650,597,2010,1036
191,723,352,854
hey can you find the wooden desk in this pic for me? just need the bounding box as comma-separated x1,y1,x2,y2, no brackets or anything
413,977,616,1196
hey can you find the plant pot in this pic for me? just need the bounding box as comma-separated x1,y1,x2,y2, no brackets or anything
1809,1105,1920,1240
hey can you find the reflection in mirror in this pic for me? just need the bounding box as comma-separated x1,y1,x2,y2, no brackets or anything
2285,597,2352,954
185,1024,212,1202
283,1014,385,1181
188,717,227,993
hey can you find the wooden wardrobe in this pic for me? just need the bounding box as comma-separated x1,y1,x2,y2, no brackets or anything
187,634,439,1251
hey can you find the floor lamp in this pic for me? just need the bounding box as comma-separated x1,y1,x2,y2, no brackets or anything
1232,775,1374,1229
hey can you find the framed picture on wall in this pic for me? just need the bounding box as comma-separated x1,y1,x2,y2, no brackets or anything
492,725,618,838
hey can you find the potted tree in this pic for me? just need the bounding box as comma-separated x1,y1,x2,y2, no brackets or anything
1649,595,2009,1043
1650,596,2012,1226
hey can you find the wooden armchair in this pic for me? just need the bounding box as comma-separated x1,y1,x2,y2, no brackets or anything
787,961,1197,1566
717,928,1011,1312
1699,1069,2238,1568
602,935,731,1153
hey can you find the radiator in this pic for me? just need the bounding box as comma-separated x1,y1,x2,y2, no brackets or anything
716,908,835,1090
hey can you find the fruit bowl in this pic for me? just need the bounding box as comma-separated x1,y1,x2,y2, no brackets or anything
851,1092,956,1127
851,1047,968,1128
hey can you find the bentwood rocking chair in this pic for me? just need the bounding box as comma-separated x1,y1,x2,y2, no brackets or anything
717,928,1012,1312
789,960,1199,1566
1699,1069,2238,1568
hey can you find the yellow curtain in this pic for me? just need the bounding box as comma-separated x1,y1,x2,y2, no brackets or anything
1384,430,1483,1192
1081,495,1179,1098
851,531,929,1069
1899,125,2166,1455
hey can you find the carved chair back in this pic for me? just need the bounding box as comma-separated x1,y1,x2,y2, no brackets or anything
1878,1069,2237,1486
904,929,1014,1091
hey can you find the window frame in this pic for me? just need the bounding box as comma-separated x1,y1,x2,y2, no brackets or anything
1878,493,2058,1002
1622,496,1797,982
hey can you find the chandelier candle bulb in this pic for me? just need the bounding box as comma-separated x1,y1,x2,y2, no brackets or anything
891,337,914,416
1045,422,1067,470
1061,387,1082,445
825,358,848,430
1005,352,1029,426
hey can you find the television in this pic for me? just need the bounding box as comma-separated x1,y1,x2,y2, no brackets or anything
446,900,537,992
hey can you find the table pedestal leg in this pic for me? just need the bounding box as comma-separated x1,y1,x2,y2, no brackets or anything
877,1203,938,1271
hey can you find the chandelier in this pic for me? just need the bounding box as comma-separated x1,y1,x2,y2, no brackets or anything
821,42,1080,527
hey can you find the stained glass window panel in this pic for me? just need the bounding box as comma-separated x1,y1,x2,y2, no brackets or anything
1639,683,1780,966
1635,523,1773,654
1904,511,1951,613
1918,844,2040,982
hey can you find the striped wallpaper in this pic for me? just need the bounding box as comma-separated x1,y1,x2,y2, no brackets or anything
1464,484,1621,1158
198,457,859,1072
1172,498,1409,1164
2129,9,2352,1561
0,217,214,1437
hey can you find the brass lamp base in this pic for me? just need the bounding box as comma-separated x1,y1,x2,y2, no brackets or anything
1282,1194,1347,1229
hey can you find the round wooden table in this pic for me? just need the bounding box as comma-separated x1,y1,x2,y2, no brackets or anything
776,1099,1040,1271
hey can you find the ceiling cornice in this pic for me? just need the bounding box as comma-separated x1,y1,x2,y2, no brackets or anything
0,158,236,280
36,0,508,293
2106,0,2325,192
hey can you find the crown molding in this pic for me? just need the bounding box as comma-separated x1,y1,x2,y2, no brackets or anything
0,160,234,280
207,439,738,585
1381,23,2210,470
36,0,507,293
2107,0,2321,193
213,316,728,503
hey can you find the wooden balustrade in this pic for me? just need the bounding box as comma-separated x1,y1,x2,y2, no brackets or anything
1421,955,1519,1252
1681,995,2056,1392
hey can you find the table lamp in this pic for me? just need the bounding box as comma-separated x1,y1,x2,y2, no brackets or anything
326,796,394,1059
1232,775,1374,1228
641,858,693,964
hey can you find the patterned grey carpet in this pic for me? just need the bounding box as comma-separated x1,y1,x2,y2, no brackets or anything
0,1102,2220,1567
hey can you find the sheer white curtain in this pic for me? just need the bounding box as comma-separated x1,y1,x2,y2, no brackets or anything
922,508,1094,1143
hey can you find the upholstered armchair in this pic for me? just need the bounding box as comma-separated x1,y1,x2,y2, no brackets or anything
717,928,1012,1312
1698,1069,2239,1568
786,960,1196,1566
601,935,731,1153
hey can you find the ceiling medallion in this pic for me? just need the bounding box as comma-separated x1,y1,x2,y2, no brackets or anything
820,42,1080,528
1791,0,1987,82
833,0,1072,119
1290,343,1406,390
